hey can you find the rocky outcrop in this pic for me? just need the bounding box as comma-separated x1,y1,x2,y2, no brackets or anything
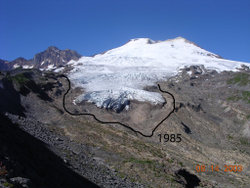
0,47,81,71
33,46,81,70
0,114,99,188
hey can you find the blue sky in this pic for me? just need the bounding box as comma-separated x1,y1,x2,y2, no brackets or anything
0,0,250,62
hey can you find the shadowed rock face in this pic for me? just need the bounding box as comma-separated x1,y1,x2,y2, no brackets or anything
175,169,201,188
0,77,26,117
0,71,55,117
0,59,12,71
0,46,81,71
181,122,192,134
33,46,81,69
0,114,99,188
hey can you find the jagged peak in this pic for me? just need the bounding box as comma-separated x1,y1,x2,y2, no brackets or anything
13,57,28,62
46,46,60,52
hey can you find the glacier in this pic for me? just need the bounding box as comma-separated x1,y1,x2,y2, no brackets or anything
68,37,249,111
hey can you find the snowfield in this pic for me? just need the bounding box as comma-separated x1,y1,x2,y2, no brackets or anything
68,37,249,111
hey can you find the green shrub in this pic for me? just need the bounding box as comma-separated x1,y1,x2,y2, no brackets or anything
242,91,250,103
227,91,250,103
240,138,249,145
3,182,14,188
227,135,233,140
12,73,30,85
227,73,250,86
227,95,241,102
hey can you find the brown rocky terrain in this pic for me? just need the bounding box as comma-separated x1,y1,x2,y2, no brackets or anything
63,80,175,136
0,66,249,187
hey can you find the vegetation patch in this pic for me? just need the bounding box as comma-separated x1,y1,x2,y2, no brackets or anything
227,135,233,140
3,182,14,188
227,95,241,102
179,161,184,167
239,138,249,145
242,91,250,103
12,73,30,85
227,73,250,86
227,90,250,103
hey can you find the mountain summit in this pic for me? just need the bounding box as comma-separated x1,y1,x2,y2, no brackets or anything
68,37,249,111
1,37,249,112
0,47,81,71
110,37,221,59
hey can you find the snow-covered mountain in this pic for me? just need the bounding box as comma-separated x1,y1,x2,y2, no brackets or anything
68,37,249,111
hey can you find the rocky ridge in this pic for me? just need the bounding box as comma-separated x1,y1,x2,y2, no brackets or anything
0,46,81,71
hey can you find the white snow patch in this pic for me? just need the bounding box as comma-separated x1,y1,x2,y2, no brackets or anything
68,37,250,109
13,64,20,69
187,71,192,76
54,67,65,73
73,99,77,105
46,64,56,70
125,105,129,111
22,65,34,69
